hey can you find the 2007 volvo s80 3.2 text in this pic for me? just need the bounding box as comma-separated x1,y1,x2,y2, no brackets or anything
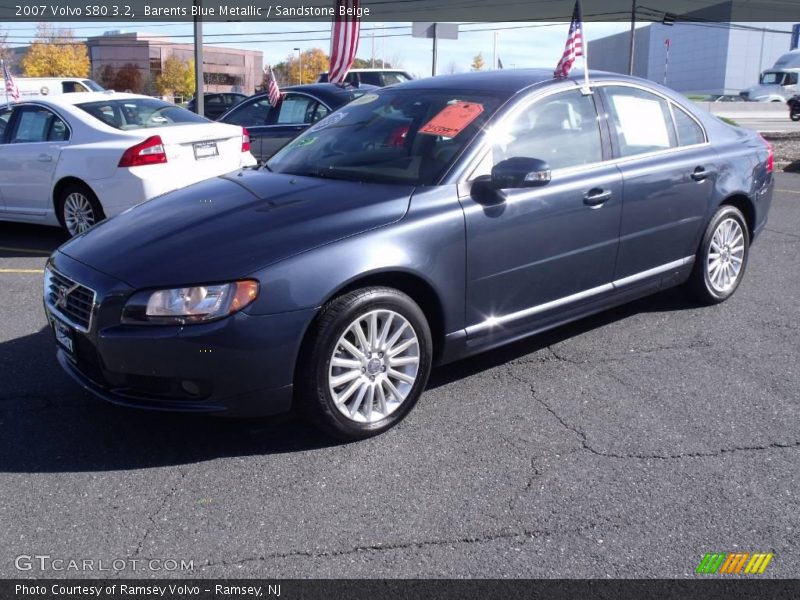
43,70,773,440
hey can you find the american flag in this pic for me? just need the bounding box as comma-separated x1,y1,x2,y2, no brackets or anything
267,66,281,106
328,0,361,84
554,0,584,79
2,60,20,102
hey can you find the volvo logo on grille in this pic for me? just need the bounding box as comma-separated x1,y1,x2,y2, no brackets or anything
54,283,80,309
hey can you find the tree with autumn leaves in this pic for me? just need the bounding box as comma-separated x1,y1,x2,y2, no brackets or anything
155,56,195,99
21,23,89,77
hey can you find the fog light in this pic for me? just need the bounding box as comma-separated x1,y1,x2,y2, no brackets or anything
181,380,202,396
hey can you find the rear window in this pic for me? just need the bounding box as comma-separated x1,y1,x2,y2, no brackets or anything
77,98,208,130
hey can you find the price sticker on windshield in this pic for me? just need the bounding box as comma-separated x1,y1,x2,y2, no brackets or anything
419,102,484,137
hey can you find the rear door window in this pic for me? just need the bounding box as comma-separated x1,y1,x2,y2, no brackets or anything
602,86,677,157
9,107,69,143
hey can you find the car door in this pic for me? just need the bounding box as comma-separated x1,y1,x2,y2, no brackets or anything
203,94,226,120
0,105,68,217
460,88,623,337
260,93,330,159
597,85,715,280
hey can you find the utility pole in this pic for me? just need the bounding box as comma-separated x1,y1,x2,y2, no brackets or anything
628,0,636,75
193,0,203,116
493,31,498,70
294,47,302,84
431,23,438,76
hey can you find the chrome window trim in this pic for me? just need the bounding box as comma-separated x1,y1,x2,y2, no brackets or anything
43,266,98,334
466,256,695,336
451,79,713,187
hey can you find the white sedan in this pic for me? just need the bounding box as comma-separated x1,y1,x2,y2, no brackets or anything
0,92,256,237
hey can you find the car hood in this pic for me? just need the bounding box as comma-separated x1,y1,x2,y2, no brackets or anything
59,170,413,288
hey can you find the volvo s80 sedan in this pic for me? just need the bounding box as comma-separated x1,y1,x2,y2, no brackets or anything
43,70,774,440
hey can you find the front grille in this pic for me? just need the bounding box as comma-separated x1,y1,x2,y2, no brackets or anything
45,268,96,332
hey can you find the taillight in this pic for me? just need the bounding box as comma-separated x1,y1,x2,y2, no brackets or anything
118,136,167,168
760,135,774,173
242,128,251,153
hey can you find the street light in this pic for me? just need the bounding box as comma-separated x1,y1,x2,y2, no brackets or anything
293,47,302,84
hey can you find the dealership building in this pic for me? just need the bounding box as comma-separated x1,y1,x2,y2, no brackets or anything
86,31,263,97
588,16,794,95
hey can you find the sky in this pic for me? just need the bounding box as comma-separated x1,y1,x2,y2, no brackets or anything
2,20,642,77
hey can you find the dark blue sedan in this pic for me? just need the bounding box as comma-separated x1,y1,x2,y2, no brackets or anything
217,83,375,163
44,70,774,440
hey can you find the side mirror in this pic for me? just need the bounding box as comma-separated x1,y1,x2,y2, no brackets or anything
491,157,552,189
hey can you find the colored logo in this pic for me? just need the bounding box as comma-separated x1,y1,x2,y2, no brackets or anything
696,552,773,575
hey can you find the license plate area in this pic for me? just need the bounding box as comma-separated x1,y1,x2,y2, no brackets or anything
193,141,219,160
50,315,75,359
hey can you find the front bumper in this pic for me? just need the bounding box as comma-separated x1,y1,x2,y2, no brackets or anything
45,252,315,417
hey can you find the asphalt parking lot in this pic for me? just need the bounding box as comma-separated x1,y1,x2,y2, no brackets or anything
0,173,798,579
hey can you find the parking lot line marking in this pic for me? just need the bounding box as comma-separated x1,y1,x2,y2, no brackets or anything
776,189,800,194
0,246,51,255
0,268,44,274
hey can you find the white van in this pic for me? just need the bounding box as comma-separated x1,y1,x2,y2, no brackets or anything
13,77,104,98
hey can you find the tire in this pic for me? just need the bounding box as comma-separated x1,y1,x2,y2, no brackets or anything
56,182,105,238
297,287,433,440
791,111,800,122
688,205,750,304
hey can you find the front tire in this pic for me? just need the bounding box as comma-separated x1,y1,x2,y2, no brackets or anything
57,183,105,238
688,205,750,304
791,111,800,122
297,287,433,440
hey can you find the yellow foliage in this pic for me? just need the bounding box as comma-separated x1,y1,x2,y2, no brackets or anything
286,48,330,85
21,23,90,78
156,56,196,98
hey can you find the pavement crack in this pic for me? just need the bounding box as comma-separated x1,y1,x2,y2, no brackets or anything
765,227,800,240
506,367,800,462
200,528,550,570
131,468,189,558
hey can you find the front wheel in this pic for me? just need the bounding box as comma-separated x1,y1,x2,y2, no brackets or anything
297,287,433,440
688,205,750,304
57,183,105,238
791,111,800,122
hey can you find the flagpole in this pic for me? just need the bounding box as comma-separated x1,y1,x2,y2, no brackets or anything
2,60,9,106
580,0,590,93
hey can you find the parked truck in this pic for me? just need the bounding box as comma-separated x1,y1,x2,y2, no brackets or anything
740,49,800,102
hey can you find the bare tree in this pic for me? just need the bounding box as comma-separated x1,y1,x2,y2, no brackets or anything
444,61,460,74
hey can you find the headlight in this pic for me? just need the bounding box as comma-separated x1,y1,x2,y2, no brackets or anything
122,280,259,325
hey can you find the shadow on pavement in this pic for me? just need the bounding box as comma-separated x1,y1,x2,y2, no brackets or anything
0,287,697,474
0,222,66,258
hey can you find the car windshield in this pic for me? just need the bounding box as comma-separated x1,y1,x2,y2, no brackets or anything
77,98,209,130
760,72,786,85
82,79,105,91
266,89,502,185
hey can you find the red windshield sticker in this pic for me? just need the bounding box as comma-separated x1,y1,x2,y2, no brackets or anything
419,102,484,137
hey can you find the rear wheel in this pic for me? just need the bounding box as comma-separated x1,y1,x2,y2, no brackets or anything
297,287,433,440
688,205,750,304
57,183,105,237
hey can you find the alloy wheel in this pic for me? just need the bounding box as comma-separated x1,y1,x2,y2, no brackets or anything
706,217,745,294
328,309,420,424
63,192,96,236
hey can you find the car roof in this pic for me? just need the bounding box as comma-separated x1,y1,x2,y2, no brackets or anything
7,91,159,107
245,83,379,106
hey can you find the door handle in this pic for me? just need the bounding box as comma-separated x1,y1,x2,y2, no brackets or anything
691,166,712,181
37,154,53,163
583,189,612,207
